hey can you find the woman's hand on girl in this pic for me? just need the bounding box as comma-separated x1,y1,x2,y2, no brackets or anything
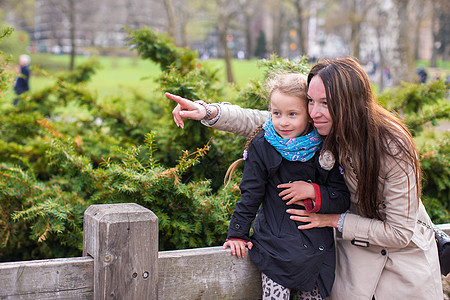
223,239,253,258
165,92,206,128
286,209,340,230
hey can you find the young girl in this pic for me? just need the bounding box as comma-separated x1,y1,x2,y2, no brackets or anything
222,73,350,300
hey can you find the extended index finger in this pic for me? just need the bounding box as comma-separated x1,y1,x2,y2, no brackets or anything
165,92,190,105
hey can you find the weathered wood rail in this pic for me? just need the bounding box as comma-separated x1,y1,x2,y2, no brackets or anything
0,203,261,299
0,203,449,299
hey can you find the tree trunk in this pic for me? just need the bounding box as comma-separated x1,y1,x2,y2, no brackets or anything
294,0,306,55
350,0,360,58
413,0,425,60
218,18,234,83
390,0,415,85
272,5,284,55
163,0,177,45
430,0,439,67
224,41,234,83
69,0,75,71
180,20,188,48
245,14,253,59
376,20,385,92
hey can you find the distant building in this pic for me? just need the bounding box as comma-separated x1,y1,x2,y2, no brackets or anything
33,0,167,54
29,0,441,63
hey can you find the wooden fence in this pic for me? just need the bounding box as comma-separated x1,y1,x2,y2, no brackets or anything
0,203,449,299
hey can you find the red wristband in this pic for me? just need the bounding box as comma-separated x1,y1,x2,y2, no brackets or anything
304,183,321,213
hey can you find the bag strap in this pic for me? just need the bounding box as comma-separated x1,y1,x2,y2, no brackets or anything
417,219,449,238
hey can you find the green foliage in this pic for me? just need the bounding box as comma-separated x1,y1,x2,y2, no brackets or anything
41,131,232,251
1,131,234,259
0,26,240,261
0,24,28,58
126,26,197,75
235,54,311,111
378,80,450,135
127,26,239,190
256,54,311,77
419,133,450,223
376,79,449,221
376,79,449,222
57,58,101,84
0,26,14,94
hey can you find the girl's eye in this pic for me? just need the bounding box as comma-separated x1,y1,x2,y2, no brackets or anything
307,98,313,104
289,112,297,116
273,112,280,116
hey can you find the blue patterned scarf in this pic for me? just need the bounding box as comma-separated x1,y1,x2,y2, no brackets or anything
262,116,322,162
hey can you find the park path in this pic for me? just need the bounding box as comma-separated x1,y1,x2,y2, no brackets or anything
434,120,450,132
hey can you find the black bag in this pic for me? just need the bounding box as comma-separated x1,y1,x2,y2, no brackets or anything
418,220,450,276
435,230,450,276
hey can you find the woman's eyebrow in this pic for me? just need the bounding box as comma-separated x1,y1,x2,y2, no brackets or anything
306,94,327,100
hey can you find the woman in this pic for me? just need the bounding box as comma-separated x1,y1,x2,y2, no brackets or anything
165,57,443,299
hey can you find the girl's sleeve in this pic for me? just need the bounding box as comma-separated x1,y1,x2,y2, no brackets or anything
227,138,268,241
342,154,418,248
308,162,350,214
204,103,269,138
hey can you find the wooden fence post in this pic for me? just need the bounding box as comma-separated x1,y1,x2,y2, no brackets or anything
83,203,158,299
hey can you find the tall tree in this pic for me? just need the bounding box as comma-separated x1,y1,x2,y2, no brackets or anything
411,0,431,60
68,0,75,70
325,0,374,59
162,0,191,47
267,1,288,56
238,0,260,59
286,0,310,56
371,2,389,92
0,0,35,33
45,0,78,70
254,30,267,58
390,0,416,84
126,0,149,30
439,0,450,61
430,0,449,66
214,0,239,83
163,0,176,42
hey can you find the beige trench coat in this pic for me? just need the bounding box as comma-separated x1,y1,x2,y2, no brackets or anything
205,103,443,300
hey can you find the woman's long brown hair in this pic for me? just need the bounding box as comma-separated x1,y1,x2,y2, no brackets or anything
307,57,421,219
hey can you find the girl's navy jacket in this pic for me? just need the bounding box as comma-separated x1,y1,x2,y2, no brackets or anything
227,132,350,298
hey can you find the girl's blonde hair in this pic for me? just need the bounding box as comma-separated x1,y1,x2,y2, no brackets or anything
224,72,308,187
266,72,308,109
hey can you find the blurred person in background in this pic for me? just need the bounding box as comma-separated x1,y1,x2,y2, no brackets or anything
13,54,31,105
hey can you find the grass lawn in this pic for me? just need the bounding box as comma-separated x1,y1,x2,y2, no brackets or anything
25,55,264,102
28,55,166,101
